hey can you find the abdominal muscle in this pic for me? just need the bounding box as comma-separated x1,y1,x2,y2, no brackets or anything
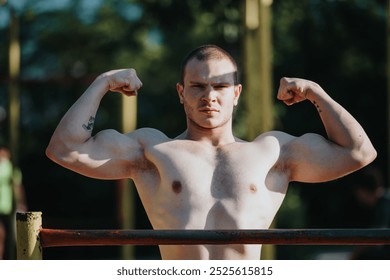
155,207,266,260
144,184,280,260
159,244,262,260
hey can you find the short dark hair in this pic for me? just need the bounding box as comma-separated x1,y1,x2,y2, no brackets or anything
180,45,239,85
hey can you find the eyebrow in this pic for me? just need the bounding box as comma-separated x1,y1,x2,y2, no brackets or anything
189,81,232,86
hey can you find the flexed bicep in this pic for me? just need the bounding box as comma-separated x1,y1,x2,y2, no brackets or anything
46,68,147,179
51,129,145,180
286,133,363,183
276,77,376,182
78,129,143,179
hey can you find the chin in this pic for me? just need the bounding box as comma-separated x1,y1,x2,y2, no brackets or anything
188,116,229,130
199,121,226,130
191,120,217,129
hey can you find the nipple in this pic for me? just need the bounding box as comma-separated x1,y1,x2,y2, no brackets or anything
249,184,257,193
172,180,182,194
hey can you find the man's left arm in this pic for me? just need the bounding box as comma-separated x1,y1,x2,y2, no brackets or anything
277,77,377,183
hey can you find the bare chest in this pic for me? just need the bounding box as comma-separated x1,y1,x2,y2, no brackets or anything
155,142,269,193
135,141,286,229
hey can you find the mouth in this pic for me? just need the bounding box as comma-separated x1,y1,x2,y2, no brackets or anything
199,107,219,113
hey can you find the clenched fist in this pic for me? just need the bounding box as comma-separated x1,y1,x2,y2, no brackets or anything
277,77,321,106
100,69,143,96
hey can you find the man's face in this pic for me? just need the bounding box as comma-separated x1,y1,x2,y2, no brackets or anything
177,58,242,130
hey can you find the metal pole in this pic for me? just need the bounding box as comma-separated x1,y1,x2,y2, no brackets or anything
16,212,42,260
38,228,390,247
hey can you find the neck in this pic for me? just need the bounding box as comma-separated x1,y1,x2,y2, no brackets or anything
179,120,236,147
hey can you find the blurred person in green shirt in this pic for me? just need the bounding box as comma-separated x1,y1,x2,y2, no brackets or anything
0,146,27,259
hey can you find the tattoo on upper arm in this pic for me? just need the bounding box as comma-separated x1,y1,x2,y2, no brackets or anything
82,116,95,131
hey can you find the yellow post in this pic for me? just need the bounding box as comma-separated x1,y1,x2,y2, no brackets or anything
8,5,21,163
118,96,137,259
16,212,42,260
244,0,275,259
244,0,274,140
387,0,390,188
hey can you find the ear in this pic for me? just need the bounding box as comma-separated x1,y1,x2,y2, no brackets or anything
176,83,184,104
233,84,242,106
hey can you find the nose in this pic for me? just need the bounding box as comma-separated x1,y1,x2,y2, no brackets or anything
201,85,217,102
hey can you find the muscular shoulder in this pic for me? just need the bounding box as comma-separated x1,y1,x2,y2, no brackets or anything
127,127,170,146
92,127,169,164
253,130,295,149
253,130,297,174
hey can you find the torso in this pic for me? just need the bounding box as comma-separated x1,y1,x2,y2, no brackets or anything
131,130,289,260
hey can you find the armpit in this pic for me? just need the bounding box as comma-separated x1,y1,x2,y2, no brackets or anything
269,145,293,183
265,165,290,194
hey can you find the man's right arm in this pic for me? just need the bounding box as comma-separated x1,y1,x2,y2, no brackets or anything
46,69,144,179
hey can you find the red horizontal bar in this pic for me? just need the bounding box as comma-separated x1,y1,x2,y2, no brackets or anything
39,228,390,248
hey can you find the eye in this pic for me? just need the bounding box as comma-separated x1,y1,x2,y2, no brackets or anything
191,84,205,89
214,84,230,90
